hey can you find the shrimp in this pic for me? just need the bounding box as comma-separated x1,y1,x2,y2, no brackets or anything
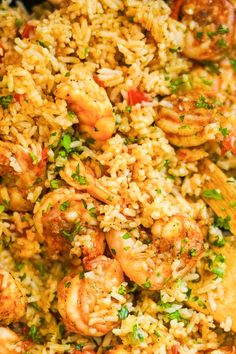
0,269,26,325
33,188,105,260
106,215,203,290
157,91,220,147
55,74,116,143
57,255,125,336
0,142,47,211
176,148,208,162
59,155,117,204
172,0,235,61
0,327,27,354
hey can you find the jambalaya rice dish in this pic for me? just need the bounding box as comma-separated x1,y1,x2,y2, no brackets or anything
1,0,236,352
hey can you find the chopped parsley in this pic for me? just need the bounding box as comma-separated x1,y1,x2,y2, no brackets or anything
28,325,43,344
169,78,184,93
230,200,236,207
64,281,71,288
216,24,229,35
79,271,85,279
59,200,70,211
214,215,231,231
122,232,131,239
125,106,132,113
61,230,74,242
29,302,42,311
168,310,182,321
111,248,116,255
131,324,145,342
82,46,89,59
169,47,181,53
202,189,224,200
61,133,72,153
118,306,129,320
118,284,126,295
230,59,236,72
15,18,22,28
196,31,203,39
179,115,185,122
188,248,197,257
211,267,224,278
71,173,87,185
29,152,37,163
0,205,5,213
195,96,214,109
75,344,84,350
219,126,229,137
216,38,227,49
0,95,13,109
143,279,151,289
67,110,77,119
37,40,49,49
50,179,60,189
88,207,97,218
65,72,70,77
203,61,220,74
164,159,170,168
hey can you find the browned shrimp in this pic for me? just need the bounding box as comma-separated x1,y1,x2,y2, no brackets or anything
0,142,47,211
56,74,116,144
106,215,203,291
57,256,125,336
0,327,28,354
33,188,105,260
157,91,220,147
0,269,26,325
172,0,235,61
59,156,117,204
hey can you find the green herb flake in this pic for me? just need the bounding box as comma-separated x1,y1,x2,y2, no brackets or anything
50,179,60,189
168,310,182,321
179,115,185,122
71,173,87,185
75,344,84,350
131,324,145,342
29,152,37,163
230,201,236,208
79,271,85,279
59,323,65,338
216,39,227,48
154,330,161,337
15,262,24,271
0,95,13,109
143,279,151,289
214,215,231,231
65,72,70,77
203,61,220,74
88,207,97,218
216,24,229,34
219,126,229,137
211,267,224,278
230,59,236,72
186,288,192,299
61,133,72,153
111,248,116,255
64,281,71,288
201,78,213,86
0,205,5,213
118,284,126,295
61,230,74,242
28,325,43,344
195,95,214,109
196,31,203,39
15,18,22,28
37,263,46,276
213,237,226,247
59,200,70,211
169,47,181,53
67,110,77,119
164,159,170,168
83,46,89,58
202,189,224,200
122,232,131,240
37,40,49,49
169,78,184,94
188,248,197,257
29,302,42,311
118,306,129,320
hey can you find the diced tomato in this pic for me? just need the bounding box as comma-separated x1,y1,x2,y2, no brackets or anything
221,134,236,156
171,0,184,20
22,23,36,39
37,147,48,177
14,93,25,103
171,344,179,354
127,89,149,106
93,74,105,88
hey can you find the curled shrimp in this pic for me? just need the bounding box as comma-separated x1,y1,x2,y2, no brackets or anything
172,0,235,61
55,74,116,143
0,269,26,324
157,91,220,147
0,327,28,354
59,155,117,204
57,255,125,336
106,215,203,290
0,142,47,211
33,188,105,259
